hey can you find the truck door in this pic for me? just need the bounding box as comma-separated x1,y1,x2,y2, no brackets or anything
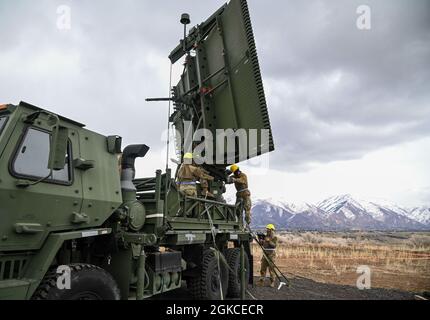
78,130,122,225
0,113,83,251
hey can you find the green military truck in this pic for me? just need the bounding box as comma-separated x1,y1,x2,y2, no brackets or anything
0,0,274,300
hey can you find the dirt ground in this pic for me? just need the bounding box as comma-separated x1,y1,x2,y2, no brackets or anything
246,276,416,300
152,276,419,300
252,231,430,293
154,231,430,300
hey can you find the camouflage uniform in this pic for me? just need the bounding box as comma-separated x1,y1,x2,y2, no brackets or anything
196,165,214,197
260,232,278,286
177,163,214,197
233,172,252,224
192,154,214,197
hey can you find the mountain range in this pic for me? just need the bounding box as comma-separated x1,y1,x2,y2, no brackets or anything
250,195,430,231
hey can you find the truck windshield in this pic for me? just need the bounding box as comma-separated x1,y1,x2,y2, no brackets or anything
0,116,8,135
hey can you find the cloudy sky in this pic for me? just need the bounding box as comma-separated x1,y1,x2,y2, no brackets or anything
1,0,429,207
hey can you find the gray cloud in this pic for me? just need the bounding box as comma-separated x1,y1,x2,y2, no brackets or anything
1,0,429,172
248,0,430,169
0,0,227,150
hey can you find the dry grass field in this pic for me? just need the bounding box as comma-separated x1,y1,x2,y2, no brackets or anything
252,231,430,293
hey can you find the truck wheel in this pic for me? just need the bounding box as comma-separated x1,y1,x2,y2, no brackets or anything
188,249,229,300
32,264,120,300
225,248,250,298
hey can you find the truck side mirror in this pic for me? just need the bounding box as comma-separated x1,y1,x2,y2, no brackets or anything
23,111,69,172
48,125,69,171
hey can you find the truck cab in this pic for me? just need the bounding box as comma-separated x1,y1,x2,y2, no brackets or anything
0,102,123,299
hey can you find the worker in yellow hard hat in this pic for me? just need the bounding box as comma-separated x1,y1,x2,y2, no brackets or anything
258,224,278,287
266,224,276,231
227,164,252,225
177,153,214,197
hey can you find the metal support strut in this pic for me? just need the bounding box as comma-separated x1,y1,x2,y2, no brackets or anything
136,246,147,300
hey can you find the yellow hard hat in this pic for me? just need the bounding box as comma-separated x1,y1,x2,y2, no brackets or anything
230,164,239,173
183,153,193,160
266,224,275,231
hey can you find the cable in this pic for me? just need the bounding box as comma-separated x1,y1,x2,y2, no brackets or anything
165,63,173,172
202,198,258,300
247,290,258,300
163,63,174,225
203,195,224,300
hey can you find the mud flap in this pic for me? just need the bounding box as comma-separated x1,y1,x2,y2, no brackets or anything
102,248,133,300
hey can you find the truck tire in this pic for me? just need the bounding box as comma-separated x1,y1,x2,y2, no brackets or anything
187,249,229,300
225,248,250,298
32,264,120,300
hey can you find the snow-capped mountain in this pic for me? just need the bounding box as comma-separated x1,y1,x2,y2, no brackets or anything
407,207,430,225
251,195,430,231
